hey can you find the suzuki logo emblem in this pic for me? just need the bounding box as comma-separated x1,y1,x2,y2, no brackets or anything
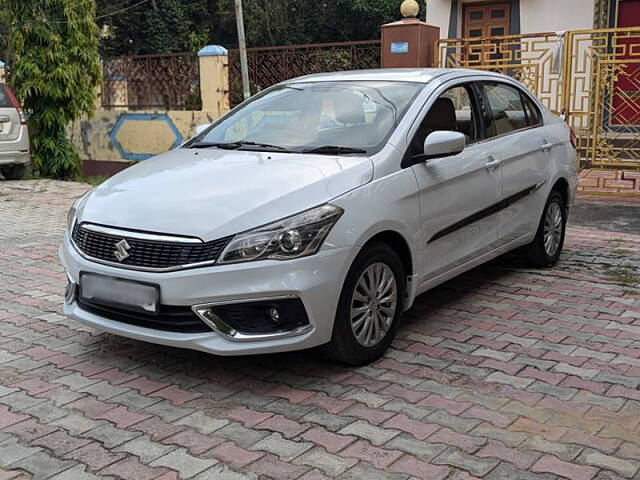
114,239,131,262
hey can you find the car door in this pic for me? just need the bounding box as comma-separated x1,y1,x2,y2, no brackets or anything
408,82,501,282
477,81,549,244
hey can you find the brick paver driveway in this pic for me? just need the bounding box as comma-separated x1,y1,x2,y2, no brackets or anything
1,180,639,480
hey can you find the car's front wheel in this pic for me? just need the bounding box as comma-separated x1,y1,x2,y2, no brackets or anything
0,164,26,180
521,190,566,267
322,242,405,366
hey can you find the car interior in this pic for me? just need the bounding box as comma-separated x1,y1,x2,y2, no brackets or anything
410,85,478,157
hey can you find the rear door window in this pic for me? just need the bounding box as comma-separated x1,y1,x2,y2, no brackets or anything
521,92,542,127
481,82,533,138
0,85,12,108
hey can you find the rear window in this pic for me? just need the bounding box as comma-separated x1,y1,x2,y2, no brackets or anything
0,85,12,108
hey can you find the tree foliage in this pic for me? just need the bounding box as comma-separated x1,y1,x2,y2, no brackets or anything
97,0,413,56
6,0,101,178
99,0,211,56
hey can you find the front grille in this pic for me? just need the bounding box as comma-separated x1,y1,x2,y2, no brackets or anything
77,298,211,333
72,223,231,270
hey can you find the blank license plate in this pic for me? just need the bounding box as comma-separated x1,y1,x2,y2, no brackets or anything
80,273,159,314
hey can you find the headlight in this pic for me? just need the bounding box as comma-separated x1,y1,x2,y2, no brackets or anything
67,189,93,231
218,204,343,264
67,203,78,231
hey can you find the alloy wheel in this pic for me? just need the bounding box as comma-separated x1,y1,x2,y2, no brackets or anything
350,262,398,347
543,201,563,257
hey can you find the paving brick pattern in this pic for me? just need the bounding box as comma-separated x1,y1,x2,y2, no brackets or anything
0,179,639,479
579,169,640,197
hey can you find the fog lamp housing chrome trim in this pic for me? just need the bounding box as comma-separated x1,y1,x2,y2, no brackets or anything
64,281,77,304
192,295,313,342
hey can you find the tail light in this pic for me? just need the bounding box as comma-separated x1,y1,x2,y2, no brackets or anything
4,85,26,125
569,126,577,150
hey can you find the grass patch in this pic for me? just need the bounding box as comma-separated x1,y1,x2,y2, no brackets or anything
74,174,110,186
606,238,627,243
624,290,639,296
607,266,638,285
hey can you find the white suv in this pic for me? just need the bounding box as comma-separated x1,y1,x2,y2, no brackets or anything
0,83,30,180
60,69,577,365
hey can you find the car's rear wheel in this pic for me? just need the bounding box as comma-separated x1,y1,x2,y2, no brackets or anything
0,164,26,180
322,242,405,366
521,190,566,267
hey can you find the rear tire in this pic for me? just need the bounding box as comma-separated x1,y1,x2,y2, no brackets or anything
322,242,405,366
521,190,566,268
0,164,26,180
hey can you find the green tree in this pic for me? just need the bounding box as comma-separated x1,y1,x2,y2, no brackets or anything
97,0,411,56
6,0,101,178
98,0,212,56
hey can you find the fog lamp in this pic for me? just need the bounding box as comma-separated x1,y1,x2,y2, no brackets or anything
266,307,281,324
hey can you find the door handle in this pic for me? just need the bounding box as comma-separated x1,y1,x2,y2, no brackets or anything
484,156,501,171
541,140,552,154
0,116,9,123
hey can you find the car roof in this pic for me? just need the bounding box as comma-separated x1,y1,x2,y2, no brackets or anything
287,68,512,84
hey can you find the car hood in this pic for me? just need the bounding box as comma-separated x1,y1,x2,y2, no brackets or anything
78,148,373,241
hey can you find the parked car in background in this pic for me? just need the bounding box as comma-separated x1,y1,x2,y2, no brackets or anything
60,69,578,365
0,84,29,180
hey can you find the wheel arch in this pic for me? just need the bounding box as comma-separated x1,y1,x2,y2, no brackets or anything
360,230,413,278
551,177,569,206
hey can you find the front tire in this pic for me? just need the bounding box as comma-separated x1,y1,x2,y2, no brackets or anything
522,190,566,267
322,242,405,366
0,164,26,180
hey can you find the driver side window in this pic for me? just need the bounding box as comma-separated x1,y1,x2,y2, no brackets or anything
409,84,478,157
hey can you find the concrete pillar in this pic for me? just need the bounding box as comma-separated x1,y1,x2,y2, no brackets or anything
0,60,6,83
109,76,128,110
198,45,230,115
381,1,440,68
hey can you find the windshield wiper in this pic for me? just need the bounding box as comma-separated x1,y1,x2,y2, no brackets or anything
301,145,368,155
188,141,227,149
189,141,293,152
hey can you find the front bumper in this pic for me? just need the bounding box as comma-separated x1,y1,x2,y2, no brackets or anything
59,233,356,356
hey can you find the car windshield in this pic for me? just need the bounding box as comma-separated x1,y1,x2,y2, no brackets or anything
187,81,423,154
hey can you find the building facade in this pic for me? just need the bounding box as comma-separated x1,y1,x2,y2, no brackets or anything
425,0,640,39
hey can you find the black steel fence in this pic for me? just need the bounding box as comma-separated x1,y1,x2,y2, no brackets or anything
102,52,201,110
228,40,381,106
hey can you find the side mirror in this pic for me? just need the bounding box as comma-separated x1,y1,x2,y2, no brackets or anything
421,131,466,161
195,123,211,136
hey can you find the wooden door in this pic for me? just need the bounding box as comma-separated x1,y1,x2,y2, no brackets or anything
463,3,510,64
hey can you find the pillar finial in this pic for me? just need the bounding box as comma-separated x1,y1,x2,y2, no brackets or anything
400,0,419,18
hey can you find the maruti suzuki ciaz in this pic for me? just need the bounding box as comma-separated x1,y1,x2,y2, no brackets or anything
60,69,578,365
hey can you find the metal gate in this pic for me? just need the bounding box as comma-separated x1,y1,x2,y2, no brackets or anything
436,27,640,170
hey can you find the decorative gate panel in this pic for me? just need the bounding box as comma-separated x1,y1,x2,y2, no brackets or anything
436,32,565,114
436,28,640,170
564,28,640,169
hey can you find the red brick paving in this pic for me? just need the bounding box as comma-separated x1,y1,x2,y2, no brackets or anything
0,180,639,479
579,169,640,197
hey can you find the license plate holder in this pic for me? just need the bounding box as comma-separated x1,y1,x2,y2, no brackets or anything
79,272,160,315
